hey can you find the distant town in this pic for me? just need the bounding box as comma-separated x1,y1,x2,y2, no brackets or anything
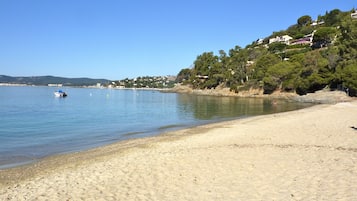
108,76,176,89
0,75,177,89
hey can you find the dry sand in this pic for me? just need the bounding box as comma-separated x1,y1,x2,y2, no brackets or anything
1,101,357,200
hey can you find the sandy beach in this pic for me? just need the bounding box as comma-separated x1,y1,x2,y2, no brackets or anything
1,100,357,200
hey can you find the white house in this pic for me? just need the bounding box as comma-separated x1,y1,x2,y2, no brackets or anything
311,20,325,26
269,35,293,45
351,10,357,19
256,38,264,45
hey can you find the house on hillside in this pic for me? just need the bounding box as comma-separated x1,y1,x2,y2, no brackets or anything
311,20,325,26
256,38,264,45
269,35,293,45
195,75,209,79
351,10,357,19
290,31,316,46
290,37,312,46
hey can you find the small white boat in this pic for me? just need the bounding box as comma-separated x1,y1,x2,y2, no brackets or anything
54,90,67,97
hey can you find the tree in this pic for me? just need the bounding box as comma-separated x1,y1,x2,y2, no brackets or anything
300,26,315,36
312,27,337,48
176,68,192,83
298,15,312,26
191,52,223,89
227,46,248,85
247,46,268,61
293,51,331,94
322,9,342,26
192,52,218,77
218,49,230,82
263,61,298,93
253,54,281,80
286,24,301,38
339,62,357,96
268,42,287,54
337,15,357,66
321,47,340,70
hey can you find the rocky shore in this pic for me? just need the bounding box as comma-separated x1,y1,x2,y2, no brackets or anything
165,84,354,104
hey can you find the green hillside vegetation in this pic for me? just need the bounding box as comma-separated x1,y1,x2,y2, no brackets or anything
176,9,357,96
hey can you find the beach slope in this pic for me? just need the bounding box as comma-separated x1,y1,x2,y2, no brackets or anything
1,101,357,200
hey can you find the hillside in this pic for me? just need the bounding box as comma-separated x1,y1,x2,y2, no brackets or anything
0,75,110,86
176,8,357,96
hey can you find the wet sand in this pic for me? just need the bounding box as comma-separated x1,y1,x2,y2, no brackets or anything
1,101,357,200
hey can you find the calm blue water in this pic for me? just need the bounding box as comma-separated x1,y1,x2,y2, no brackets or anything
0,86,312,168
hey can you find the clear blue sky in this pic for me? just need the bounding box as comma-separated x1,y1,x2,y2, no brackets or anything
0,0,355,80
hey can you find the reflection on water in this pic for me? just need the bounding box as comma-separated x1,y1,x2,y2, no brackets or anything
176,94,311,120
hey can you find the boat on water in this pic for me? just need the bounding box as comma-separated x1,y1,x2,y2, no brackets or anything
54,90,67,97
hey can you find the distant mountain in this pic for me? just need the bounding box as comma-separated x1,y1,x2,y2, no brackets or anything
0,75,110,86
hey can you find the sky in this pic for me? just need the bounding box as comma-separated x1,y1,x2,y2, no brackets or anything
0,0,356,80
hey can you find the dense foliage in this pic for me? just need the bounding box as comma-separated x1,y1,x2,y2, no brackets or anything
177,9,357,96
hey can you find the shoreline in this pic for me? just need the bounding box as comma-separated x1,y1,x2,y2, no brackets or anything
164,84,354,104
1,101,357,200
2,83,353,104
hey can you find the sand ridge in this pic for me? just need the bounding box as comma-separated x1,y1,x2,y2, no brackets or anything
1,101,357,200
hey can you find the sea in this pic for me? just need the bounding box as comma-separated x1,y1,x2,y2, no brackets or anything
0,86,313,169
